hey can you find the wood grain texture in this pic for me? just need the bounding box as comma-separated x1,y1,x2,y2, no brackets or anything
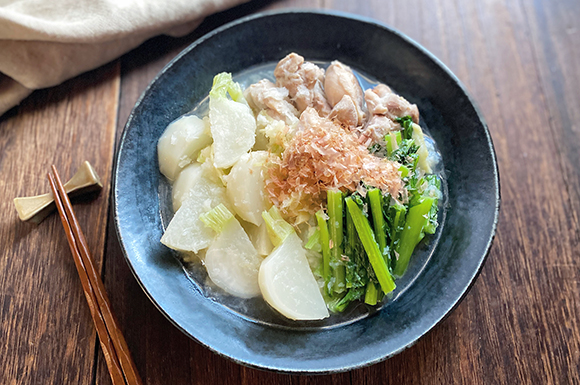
519,0,580,382
1,0,579,384
0,62,120,384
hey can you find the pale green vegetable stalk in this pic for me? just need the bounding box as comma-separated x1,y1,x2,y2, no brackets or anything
385,131,402,157
209,73,245,103
412,123,433,174
305,228,321,251
262,206,294,246
327,190,346,294
345,197,396,294
364,282,379,306
316,210,332,293
367,188,386,256
199,203,234,233
394,198,435,277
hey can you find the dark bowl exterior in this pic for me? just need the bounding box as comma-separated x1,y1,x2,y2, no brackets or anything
113,10,500,373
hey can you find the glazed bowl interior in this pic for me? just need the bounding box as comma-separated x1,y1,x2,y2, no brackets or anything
113,10,499,373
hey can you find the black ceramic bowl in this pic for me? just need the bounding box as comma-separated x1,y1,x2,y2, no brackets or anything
113,10,500,373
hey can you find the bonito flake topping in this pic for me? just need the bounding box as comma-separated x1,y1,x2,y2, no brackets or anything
266,107,403,222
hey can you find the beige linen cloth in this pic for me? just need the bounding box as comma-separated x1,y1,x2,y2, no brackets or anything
0,0,248,116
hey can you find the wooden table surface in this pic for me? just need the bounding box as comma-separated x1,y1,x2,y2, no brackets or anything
1,0,579,384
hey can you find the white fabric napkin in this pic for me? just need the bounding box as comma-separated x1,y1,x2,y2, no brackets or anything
0,0,248,116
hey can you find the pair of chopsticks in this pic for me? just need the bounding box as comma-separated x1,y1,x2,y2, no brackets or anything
48,166,143,385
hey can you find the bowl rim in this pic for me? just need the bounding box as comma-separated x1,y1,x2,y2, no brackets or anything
112,8,501,373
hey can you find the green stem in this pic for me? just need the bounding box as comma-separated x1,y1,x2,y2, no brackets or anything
399,164,410,178
345,198,396,294
389,202,407,269
364,282,378,305
304,228,321,251
367,189,386,257
332,287,365,313
394,198,435,276
327,190,345,294
316,210,332,293
344,206,356,289
385,131,402,156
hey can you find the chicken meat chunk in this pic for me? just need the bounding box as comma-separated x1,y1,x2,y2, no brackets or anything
364,84,419,123
274,53,331,116
244,79,299,126
324,61,366,126
328,94,359,128
357,115,397,147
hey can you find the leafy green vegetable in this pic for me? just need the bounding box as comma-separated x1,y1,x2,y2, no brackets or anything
417,174,441,236
344,206,368,290
388,138,419,167
345,197,396,294
310,116,442,313
386,200,407,269
368,142,383,155
393,197,435,276
329,286,365,313
367,189,387,256
395,116,414,140
327,190,346,294
209,72,245,103
399,164,410,178
411,123,433,173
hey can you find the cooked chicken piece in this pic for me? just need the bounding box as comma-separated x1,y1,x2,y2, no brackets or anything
357,115,397,147
324,61,366,126
244,79,299,126
328,95,359,128
274,53,331,116
364,84,419,123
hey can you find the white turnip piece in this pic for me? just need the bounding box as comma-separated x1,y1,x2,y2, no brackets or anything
157,115,212,181
226,151,270,225
259,232,329,320
161,177,229,253
204,212,263,298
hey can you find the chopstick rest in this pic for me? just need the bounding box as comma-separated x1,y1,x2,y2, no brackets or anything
14,161,102,224
48,166,142,385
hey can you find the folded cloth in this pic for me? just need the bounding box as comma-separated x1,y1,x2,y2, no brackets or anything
0,0,248,116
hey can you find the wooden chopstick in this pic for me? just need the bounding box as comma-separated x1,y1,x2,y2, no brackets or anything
48,166,143,385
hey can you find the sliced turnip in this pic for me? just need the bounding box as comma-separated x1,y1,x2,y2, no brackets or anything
157,115,212,181
209,98,256,168
209,73,256,169
259,232,329,320
160,177,228,253
204,211,263,298
241,219,274,256
171,163,204,211
226,151,270,225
